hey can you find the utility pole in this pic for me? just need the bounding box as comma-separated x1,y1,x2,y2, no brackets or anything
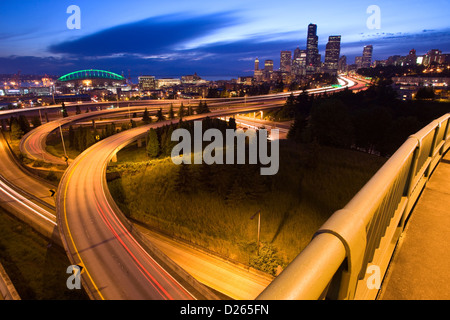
250,210,261,255
59,123,68,166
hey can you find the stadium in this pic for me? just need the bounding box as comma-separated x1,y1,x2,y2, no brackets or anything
56,69,127,93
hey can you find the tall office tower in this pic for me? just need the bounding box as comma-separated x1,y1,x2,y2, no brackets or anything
280,51,292,73
306,23,320,75
355,56,363,69
254,58,263,82
294,47,301,60
264,59,274,81
338,55,347,73
292,50,307,76
324,35,341,75
362,45,373,68
264,59,274,72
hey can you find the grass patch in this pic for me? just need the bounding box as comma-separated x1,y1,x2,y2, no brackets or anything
107,140,386,276
0,207,89,300
46,138,81,161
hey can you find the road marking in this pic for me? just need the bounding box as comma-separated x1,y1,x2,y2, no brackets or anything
62,149,106,300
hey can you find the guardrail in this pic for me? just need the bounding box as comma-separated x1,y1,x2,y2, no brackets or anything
257,113,450,300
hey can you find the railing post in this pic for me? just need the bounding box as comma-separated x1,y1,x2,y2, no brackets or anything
314,209,367,300
425,124,440,177
400,138,420,230
441,117,450,155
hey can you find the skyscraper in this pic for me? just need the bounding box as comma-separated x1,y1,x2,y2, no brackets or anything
362,45,373,68
264,59,274,72
294,47,301,60
264,60,274,81
338,55,347,73
355,56,363,69
306,23,320,75
324,35,341,75
292,50,307,76
280,51,292,73
254,57,263,82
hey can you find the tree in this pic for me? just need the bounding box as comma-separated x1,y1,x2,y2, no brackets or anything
146,128,160,158
174,162,191,193
156,108,165,122
18,115,31,133
415,87,435,100
168,104,175,120
196,101,204,114
142,108,151,124
31,116,41,128
178,103,185,119
162,125,176,156
310,98,354,148
203,101,210,113
10,120,24,140
196,101,211,114
228,117,237,130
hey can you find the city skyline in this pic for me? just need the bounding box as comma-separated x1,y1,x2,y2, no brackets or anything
0,0,449,79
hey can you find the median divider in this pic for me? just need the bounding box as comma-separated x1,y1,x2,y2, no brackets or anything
0,261,21,300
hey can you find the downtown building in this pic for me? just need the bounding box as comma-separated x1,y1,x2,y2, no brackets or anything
362,45,373,68
254,57,264,82
306,23,321,75
138,75,157,91
292,48,307,77
264,59,274,81
323,36,341,75
280,51,292,73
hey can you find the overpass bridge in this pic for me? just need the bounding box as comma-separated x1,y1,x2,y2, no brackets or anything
257,113,450,300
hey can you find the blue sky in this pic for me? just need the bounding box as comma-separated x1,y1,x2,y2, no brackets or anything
0,0,449,79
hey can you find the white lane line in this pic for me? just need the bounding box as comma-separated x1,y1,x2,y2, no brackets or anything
0,180,56,225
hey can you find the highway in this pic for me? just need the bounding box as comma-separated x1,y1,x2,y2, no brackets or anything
55,104,285,300
0,132,58,243
2,75,358,300
19,106,169,166
0,130,273,300
19,75,354,166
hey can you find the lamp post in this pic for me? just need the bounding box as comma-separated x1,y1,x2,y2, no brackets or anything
250,210,261,255
59,123,68,166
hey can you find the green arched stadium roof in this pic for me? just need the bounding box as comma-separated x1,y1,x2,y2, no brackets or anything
57,69,125,82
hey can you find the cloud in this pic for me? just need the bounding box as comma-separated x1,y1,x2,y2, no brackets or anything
2,26,450,79
341,28,450,60
48,12,239,57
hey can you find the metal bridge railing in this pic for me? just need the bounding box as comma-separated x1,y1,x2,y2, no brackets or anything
257,113,450,300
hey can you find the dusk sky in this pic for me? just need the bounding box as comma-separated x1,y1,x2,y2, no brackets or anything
1,0,449,80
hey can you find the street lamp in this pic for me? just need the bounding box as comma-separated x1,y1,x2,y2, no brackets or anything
59,124,68,166
250,210,261,255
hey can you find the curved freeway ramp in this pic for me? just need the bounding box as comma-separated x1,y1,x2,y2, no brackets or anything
19,106,164,166
55,105,283,300
19,75,355,167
